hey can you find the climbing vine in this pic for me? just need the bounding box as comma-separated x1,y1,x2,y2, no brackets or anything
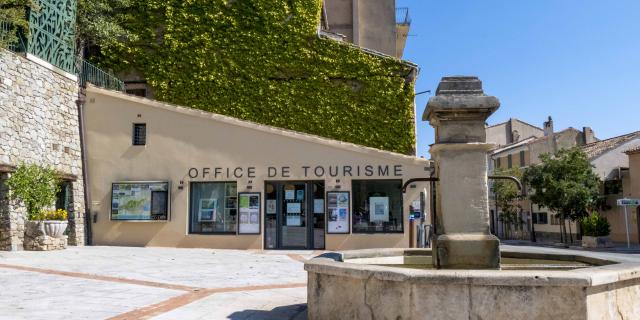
98,0,416,154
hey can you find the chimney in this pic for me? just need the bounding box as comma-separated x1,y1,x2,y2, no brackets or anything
543,116,554,136
583,127,596,144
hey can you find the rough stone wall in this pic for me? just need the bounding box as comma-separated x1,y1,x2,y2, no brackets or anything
0,49,85,249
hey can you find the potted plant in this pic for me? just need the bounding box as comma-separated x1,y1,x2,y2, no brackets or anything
5,164,68,238
581,212,613,248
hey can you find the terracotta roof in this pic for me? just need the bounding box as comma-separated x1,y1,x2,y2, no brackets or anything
626,146,640,155
581,131,640,159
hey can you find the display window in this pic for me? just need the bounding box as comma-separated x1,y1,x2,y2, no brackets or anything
189,182,238,234
111,182,169,221
352,179,403,233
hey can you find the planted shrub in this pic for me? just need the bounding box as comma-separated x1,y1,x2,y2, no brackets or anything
581,212,611,237
5,164,60,220
30,209,69,221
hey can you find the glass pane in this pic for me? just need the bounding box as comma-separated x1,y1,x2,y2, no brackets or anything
265,182,277,249
190,182,237,233
352,180,403,233
282,183,306,247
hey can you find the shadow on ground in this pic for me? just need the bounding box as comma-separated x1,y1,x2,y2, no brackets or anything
227,303,307,320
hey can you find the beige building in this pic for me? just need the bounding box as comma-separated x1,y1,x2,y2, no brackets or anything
487,117,596,242
83,85,431,250
321,0,411,58
584,132,640,243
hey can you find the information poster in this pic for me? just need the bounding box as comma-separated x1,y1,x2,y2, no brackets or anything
238,193,261,234
285,189,295,200
286,202,302,226
266,199,277,214
326,191,349,234
111,182,169,221
198,199,217,222
369,197,389,222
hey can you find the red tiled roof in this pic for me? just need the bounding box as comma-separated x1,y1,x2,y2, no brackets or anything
581,131,640,158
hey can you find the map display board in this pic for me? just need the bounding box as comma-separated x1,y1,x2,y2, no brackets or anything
111,182,169,221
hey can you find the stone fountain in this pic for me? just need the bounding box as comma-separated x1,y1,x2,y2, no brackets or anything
305,77,640,319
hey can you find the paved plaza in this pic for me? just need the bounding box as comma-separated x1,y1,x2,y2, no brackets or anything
0,246,317,320
1,245,640,320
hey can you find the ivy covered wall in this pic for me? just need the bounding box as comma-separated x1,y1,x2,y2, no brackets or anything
100,0,417,154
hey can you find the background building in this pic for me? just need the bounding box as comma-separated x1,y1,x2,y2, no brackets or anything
321,0,411,58
487,116,597,242
583,132,640,243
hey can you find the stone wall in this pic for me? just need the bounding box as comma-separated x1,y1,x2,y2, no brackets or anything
0,49,85,250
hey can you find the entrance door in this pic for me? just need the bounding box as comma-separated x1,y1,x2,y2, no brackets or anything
264,181,325,249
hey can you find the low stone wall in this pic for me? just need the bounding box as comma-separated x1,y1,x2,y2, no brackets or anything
305,248,640,319
23,221,67,251
0,49,85,250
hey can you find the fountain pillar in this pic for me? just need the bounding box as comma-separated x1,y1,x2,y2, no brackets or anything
424,76,501,269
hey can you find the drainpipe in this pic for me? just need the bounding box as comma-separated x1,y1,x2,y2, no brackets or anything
76,87,92,245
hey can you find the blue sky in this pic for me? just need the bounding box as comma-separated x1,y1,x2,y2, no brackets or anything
397,0,640,158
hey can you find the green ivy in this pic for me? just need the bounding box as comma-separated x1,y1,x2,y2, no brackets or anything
98,0,416,154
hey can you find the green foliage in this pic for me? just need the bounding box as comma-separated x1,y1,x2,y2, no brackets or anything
0,0,35,48
96,0,416,154
523,148,601,222
492,167,524,225
581,212,611,237
5,164,60,220
76,0,134,53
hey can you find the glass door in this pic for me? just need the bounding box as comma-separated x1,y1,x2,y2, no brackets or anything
264,181,325,249
281,182,307,248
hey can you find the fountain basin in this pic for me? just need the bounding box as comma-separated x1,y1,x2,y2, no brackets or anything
304,247,640,319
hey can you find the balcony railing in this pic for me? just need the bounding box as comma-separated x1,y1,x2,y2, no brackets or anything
396,7,411,26
77,59,125,92
2,20,124,92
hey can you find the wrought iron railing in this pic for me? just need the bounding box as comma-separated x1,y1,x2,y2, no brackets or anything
77,59,125,92
396,7,411,25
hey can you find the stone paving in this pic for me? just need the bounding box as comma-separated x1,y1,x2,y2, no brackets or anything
1,245,640,320
0,246,315,320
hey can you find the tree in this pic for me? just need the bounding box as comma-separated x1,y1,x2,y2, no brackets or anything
492,167,524,239
523,148,601,243
0,0,35,49
75,0,134,57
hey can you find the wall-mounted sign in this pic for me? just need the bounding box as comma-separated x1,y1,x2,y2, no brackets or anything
238,192,260,234
187,164,405,180
617,199,640,206
327,191,350,234
111,181,169,221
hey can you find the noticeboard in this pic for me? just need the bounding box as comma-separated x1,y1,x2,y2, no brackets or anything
238,192,261,234
326,191,350,234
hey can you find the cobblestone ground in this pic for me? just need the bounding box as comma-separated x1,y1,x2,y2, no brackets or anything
0,246,317,320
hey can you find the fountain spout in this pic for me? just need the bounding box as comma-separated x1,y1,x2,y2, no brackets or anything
423,76,501,269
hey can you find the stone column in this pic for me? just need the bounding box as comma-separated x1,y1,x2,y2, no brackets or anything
424,76,500,269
